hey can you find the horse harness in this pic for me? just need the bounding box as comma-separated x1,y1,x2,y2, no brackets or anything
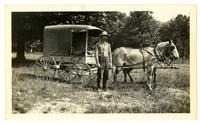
140,45,174,68
116,44,174,71
139,48,146,71
139,46,160,71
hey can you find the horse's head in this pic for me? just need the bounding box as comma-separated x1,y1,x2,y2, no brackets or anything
166,40,179,60
157,40,179,60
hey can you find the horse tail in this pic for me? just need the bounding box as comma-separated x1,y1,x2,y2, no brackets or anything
111,48,120,81
112,47,121,66
112,49,118,74
112,47,123,74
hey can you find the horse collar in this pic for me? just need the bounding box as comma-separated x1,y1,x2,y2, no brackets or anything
154,46,165,62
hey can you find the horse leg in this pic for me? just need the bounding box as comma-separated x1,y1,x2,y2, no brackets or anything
127,69,133,83
122,63,126,83
123,69,127,82
113,67,120,83
123,69,127,83
147,65,157,91
147,66,153,91
152,68,157,89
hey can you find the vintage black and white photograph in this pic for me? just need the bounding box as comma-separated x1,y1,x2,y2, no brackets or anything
6,5,196,118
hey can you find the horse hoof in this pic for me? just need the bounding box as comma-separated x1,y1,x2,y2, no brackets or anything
147,84,153,91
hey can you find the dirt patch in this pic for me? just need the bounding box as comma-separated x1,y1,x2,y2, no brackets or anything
28,97,86,113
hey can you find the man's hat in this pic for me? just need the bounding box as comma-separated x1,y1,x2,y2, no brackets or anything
100,31,108,36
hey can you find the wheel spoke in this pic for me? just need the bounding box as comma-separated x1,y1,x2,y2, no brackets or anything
34,56,56,79
40,59,45,65
45,60,49,67
74,63,91,85
62,71,67,79
43,57,47,64
58,64,77,82
36,61,43,67
60,70,65,77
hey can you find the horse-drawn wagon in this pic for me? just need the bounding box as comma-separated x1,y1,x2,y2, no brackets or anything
34,25,103,84
34,24,180,91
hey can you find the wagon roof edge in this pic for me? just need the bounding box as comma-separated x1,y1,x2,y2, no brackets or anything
44,24,103,31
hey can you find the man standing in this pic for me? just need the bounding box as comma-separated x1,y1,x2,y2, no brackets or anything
95,31,112,91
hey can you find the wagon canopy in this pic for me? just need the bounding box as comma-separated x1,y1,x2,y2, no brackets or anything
43,25,103,56
44,25,103,36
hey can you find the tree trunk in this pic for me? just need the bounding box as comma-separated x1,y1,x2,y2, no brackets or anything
16,39,26,62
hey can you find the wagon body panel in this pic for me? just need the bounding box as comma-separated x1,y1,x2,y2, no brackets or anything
35,24,103,82
43,28,72,56
43,24,102,64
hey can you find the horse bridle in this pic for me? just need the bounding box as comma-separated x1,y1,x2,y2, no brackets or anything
153,45,175,66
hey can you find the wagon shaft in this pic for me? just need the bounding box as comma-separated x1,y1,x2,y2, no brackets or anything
155,66,179,69
120,66,179,69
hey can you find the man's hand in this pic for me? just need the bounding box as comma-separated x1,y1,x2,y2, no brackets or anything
109,63,112,69
97,63,101,68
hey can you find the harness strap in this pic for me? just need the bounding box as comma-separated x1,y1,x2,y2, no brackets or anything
153,47,159,59
116,61,144,68
139,48,145,72
154,47,170,66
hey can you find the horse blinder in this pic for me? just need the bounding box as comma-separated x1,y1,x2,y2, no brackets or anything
167,45,177,60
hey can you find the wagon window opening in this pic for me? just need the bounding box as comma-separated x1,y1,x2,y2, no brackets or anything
87,37,98,57
72,32,86,56
88,37,98,51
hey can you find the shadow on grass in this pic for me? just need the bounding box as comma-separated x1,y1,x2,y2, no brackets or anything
18,73,36,80
18,73,60,82
12,58,36,67
18,73,97,91
108,81,149,93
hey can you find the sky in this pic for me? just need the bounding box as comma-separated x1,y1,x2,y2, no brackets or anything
124,10,190,22
152,10,190,22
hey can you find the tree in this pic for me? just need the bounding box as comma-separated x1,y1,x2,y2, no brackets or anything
12,12,127,63
101,12,126,49
112,11,160,49
159,14,190,59
12,13,42,62
12,12,102,63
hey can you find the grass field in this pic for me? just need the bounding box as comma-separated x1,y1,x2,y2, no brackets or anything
12,53,190,113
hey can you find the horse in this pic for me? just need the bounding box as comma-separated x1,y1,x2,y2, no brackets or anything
25,40,41,53
112,40,179,91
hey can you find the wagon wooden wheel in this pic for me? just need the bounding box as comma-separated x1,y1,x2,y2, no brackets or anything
74,63,92,86
34,55,56,80
89,66,98,83
58,63,77,82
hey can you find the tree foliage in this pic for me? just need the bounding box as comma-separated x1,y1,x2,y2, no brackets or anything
12,12,190,63
112,11,160,49
12,12,125,62
159,14,190,59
